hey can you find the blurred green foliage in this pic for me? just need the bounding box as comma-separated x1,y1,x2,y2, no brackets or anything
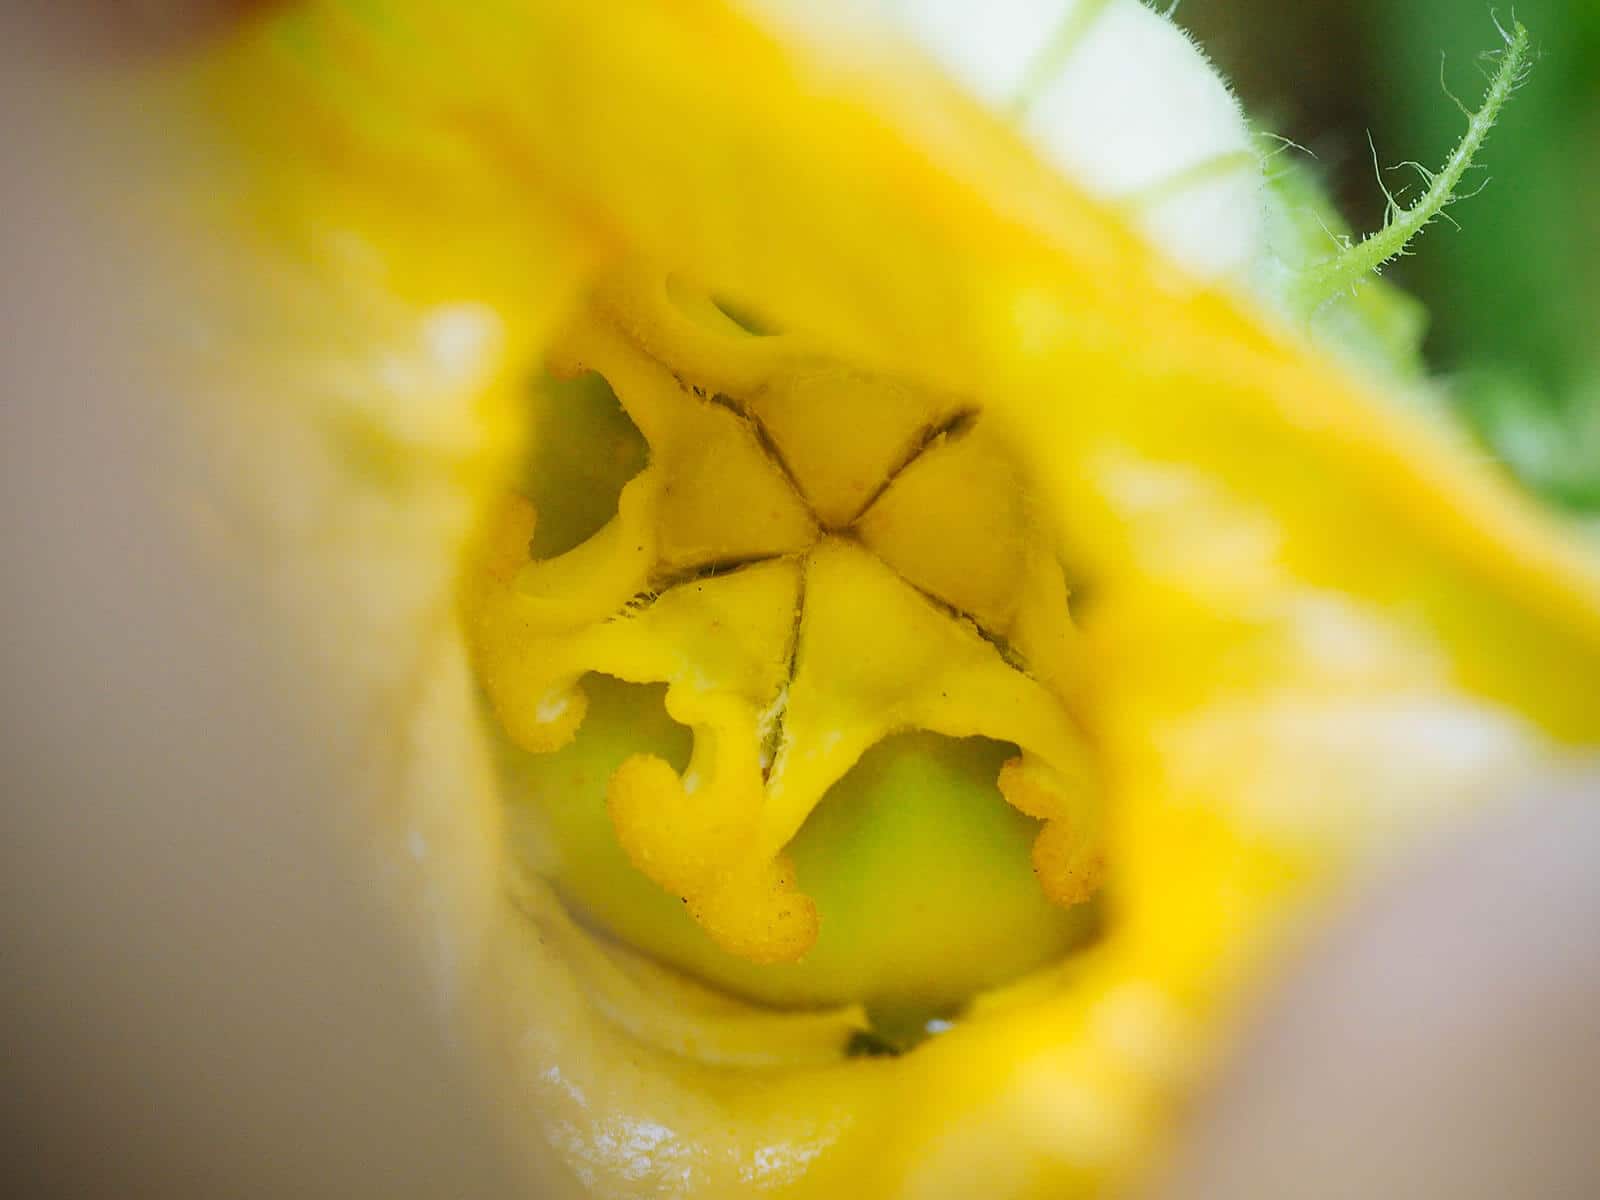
1180,0,1600,516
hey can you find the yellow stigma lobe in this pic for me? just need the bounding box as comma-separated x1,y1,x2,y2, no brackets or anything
466,267,1102,964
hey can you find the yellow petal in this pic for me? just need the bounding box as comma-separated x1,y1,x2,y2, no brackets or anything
146,3,1600,1198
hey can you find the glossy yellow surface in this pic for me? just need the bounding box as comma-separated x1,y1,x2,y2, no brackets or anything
153,2,1600,1197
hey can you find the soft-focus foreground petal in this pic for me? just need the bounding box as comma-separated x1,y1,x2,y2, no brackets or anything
140,2,1600,1197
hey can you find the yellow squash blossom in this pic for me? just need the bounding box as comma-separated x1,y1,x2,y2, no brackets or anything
138,1,1600,1197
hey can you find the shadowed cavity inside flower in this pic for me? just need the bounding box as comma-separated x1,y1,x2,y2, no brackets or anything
465,268,1105,1030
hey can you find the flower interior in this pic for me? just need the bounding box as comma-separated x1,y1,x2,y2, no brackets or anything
147,3,1597,1193
466,265,1106,1031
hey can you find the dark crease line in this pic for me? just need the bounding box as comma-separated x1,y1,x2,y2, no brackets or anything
761,556,808,782
670,370,709,401
847,406,981,527
705,391,817,520
617,553,790,617
844,1030,905,1059
652,552,790,592
609,334,814,528
619,589,661,616
894,569,1029,676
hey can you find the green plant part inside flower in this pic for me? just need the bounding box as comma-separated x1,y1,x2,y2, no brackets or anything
500,679,1098,1021
466,267,1103,1020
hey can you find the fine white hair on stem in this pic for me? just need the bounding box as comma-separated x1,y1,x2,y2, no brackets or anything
1289,19,1533,318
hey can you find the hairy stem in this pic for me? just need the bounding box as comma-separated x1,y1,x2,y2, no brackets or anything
1291,19,1531,317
